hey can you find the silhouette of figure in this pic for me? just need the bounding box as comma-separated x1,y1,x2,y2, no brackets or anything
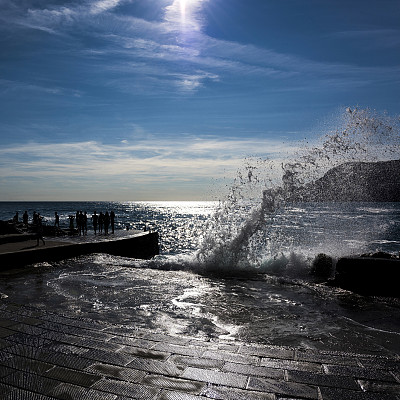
92,211,98,234
110,211,115,234
23,211,28,225
54,212,59,227
104,211,110,235
69,215,75,231
76,211,80,229
33,211,38,225
36,216,45,246
13,212,19,223
98,212,104,234
78,211,84,235
83,211,88,235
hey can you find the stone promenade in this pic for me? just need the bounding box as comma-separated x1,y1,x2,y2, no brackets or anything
0,303,399,400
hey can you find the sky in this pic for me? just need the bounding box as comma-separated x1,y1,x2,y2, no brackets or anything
0,0,399,201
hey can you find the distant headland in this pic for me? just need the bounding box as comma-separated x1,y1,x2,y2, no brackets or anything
294,159,400,202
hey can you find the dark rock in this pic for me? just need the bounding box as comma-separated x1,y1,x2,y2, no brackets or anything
331,257,400,297
311,253,334,278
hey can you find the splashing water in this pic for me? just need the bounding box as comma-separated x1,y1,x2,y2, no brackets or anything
196,107,400,272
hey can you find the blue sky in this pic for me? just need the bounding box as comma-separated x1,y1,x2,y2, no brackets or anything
0,0,399,200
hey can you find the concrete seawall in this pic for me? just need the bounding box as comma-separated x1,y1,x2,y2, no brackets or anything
0,231,159,270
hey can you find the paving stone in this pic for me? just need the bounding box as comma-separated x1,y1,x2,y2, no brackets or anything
0,371,60,395
3,388,57,400
48,342,91,356
260,358,322,372
6,322,46,336
39,322,113,341
247,377,318,399
92,378,160,398
357,356,400,371
158,389,209,400
319,386,399,400
0,327,15,339
143,374,206,394
169,354,225,370
36,349,94,370
324,364,397,382
0,365,14,378
44,365,102,387
120,345,169,360
240,344,294,360
0,319,17,328
127,357,185,377
181,367,247,389
76,338,124,352
39,331,84,345
358,379,400,395
1,354,54,375
85,362,147,382
49,382,117,399
200,383,275,400
4,332,52,347
287,369,359,390
153,343,205,357
0,382,17,397
109,336,144,347
84,348,136,366
223,361,284,379
296,350,360,366
202,349,259,365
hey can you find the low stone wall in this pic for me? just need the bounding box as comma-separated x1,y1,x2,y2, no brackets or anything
0,232,159,270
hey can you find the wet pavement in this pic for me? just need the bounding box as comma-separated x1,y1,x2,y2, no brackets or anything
0,302,399,399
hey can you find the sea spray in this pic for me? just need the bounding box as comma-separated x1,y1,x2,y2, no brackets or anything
196,107,400,273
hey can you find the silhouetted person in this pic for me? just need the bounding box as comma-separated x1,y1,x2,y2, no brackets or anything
69,215,75,231
36,216,45,246
23,211,28,225
83,211,88,235
54,212,59,227
13,212,19,223
78,211,84,235
104,211,110,235
92,211,98,234
98,212,104,234
110,210,115,234
33,211,38,225
76,211,79,229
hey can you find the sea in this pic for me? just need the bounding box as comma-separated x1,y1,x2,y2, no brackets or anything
0,200,399,357
0,107,399,356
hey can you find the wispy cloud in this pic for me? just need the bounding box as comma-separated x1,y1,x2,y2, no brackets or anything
0,136,297,181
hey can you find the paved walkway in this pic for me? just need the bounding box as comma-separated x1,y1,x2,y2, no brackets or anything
0,303,399,399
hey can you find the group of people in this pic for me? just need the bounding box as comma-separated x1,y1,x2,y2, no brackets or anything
13,209,117,236
68,210,115,235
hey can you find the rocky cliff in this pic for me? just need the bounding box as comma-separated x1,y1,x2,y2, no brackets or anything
296,159,400,202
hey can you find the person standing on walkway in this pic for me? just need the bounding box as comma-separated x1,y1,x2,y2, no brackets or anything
92,211,98,234
54,212,60,228
110,210,115,234
99,212,104,234
36,216,45,246
83,211,88,235
104,211,110,235
23,211,28,225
